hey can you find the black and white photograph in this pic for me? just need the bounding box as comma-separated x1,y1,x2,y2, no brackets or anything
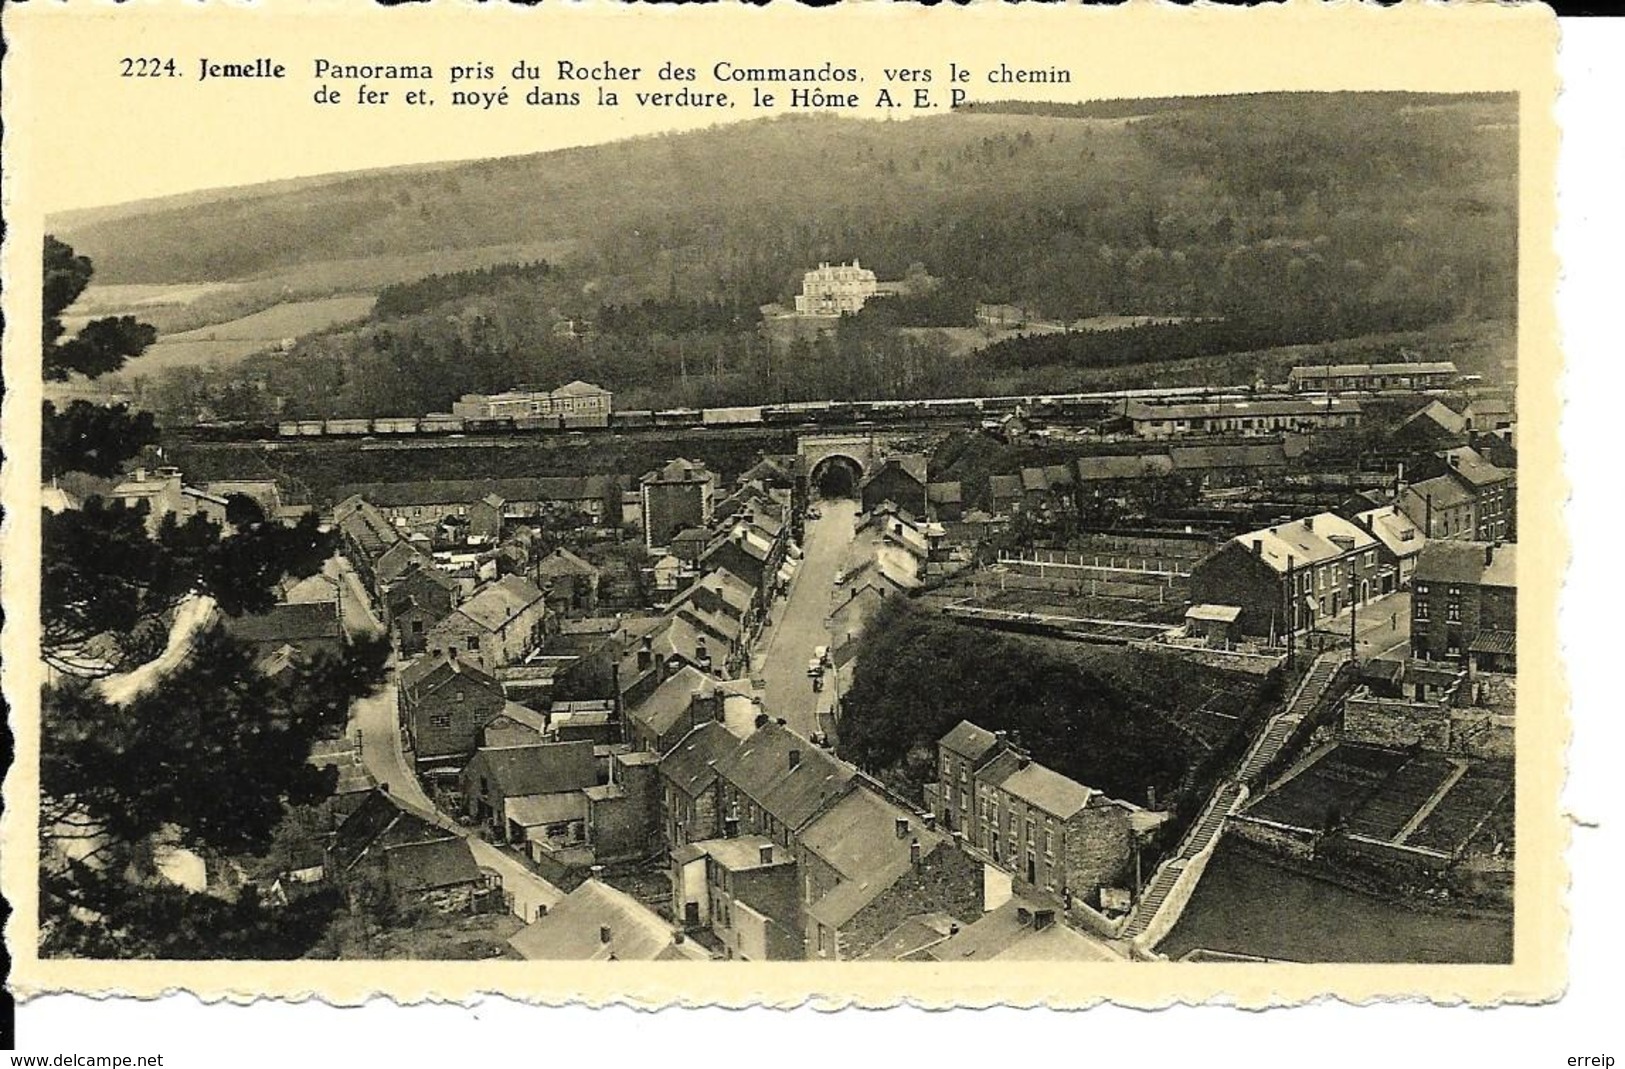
4,2,1576,1037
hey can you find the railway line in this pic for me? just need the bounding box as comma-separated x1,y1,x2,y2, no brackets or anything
175,381,1449,445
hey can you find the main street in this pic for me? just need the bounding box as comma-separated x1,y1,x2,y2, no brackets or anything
756,497,859,740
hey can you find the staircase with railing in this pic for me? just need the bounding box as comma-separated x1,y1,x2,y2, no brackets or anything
1121,651,1350,947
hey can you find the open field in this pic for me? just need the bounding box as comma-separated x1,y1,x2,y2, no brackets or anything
62,240,576,338
136,295,377,372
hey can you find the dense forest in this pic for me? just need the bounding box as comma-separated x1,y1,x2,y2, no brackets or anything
62,93,1517,422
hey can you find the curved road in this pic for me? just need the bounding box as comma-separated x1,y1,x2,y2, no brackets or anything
756,498,859,740
342,571,564,923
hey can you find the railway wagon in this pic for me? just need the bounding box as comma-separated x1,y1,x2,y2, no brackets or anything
653,408,704,428
325,418,372,436
288,420,326,436
562,412,611,430
514,414,564,432
611,410,655,429
277,420,302,438
702,406,764,426
465,417,514,434
374,417,420,434
419,413,467,434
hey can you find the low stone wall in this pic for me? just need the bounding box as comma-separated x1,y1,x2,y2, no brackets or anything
1229,814,1319,860
1131,640,1285,676
1135,786,1250,955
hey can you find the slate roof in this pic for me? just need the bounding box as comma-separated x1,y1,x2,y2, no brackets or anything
508,880,704,961
329,790,449,874
629,664,715,740
1076,454,1175,481
535,547,599,578
659,721,745,798
1289,360,1458,380
1126,398,1361,421
1229,512,1378,574
975,749,1025,789
468,740,598,798
1000,762,1094,819
506,792,587,827
554,380,610,397
920,899,1124,962
1439,446,1514,488
384,837,483,892
1400,401,1467,437
800,786,941,883
453,575,546,633
856,912,961,961
1401,475,1475,513
713,722,855,832
988,474,1023,501
927,481,963,505
939,720,1000,763
333,495,403,556
1414,541,1516,588
1168,443,1288,471
1355,505,1425,560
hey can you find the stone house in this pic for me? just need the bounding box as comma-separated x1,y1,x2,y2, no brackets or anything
425,574,550,671
398,655,509,772
534,547,601,615
328,790,490,913
384,564,462,654
859,454,929,517
1411,541,1516,670
460,739,599,842
670,835,802,960
1188,511,1383,637
658,721,745,851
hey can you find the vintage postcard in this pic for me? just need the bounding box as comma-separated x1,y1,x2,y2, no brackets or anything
1,1,1562,1009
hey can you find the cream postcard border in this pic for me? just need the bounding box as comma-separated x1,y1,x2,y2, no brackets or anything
0,0,1564,1008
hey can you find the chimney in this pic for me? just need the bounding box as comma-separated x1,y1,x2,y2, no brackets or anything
1017,755,1031,770
922,812,938,831
1252,539,1264,557
1302,516,1313,531
949,923,961,936
1016,907,1033,927
993,730,1009,748
788,749,802,771
776,717,788,727
1449,453,1461,468
695,637,711,672
895,816,910,839
724,816,740,839
1033,909,1056,931
134,467,147,482
759,844,774,865
599,924,613,945
590,864,605,880
754,711,770,730
910,837,923,868
637,634,653,671
1485,544,1495,567
673,931,685,944
1147,785,1158,810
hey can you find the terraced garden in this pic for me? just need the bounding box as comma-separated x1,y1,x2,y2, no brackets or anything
1247,743,1409,831
1408,761,1514,855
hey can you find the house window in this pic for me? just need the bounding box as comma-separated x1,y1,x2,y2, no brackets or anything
1414,598,1430,622
455,690,465,703
429,712,452,728
466,636,479,652
411,620,425,635
1447,587,1463,623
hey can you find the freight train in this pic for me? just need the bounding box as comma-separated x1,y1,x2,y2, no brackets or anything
179,383,1436,442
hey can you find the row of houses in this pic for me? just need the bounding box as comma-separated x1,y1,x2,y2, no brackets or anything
1122,397,1363,440
659,718,987,961
926,722,1154,916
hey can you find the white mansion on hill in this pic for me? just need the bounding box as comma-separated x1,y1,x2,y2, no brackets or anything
794,261,879,316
